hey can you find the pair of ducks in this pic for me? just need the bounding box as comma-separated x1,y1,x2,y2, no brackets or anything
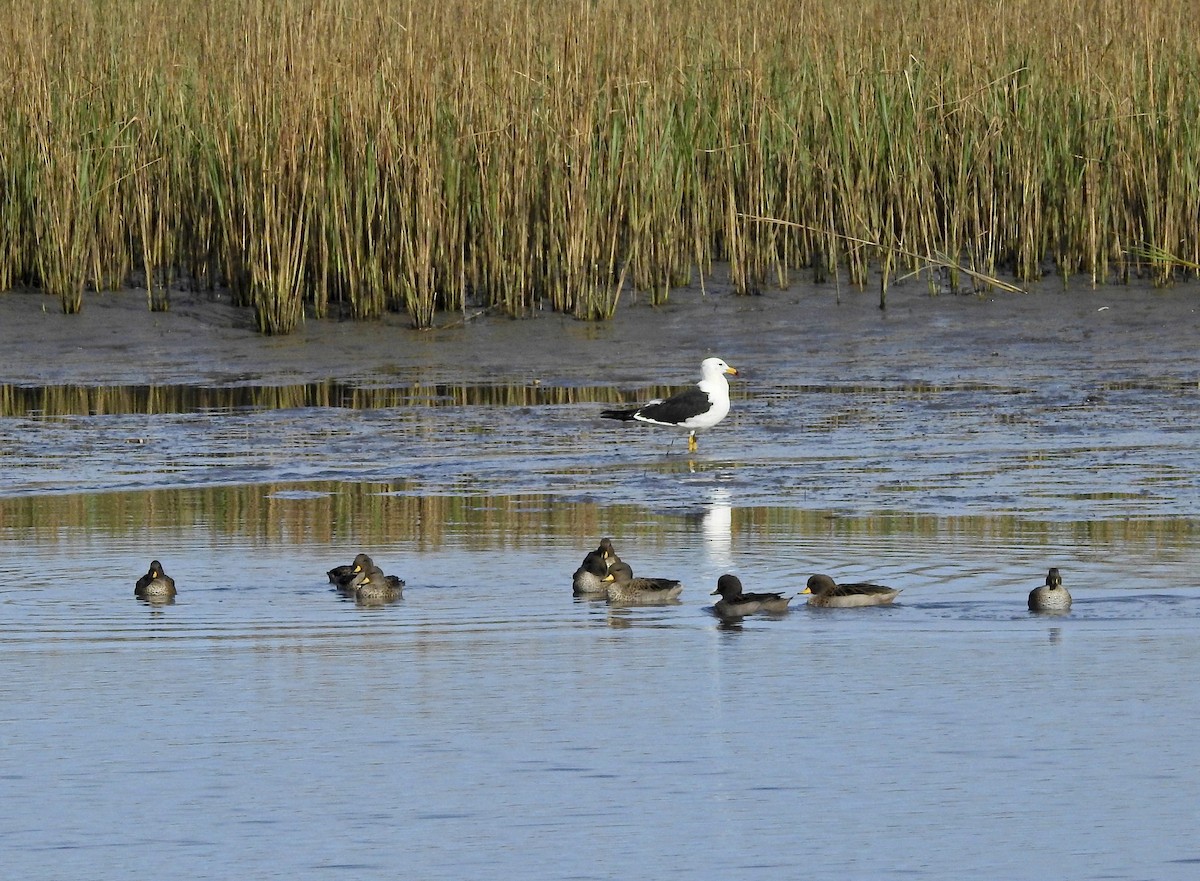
710,573,901,618
571,538,684,603
326,553,405,602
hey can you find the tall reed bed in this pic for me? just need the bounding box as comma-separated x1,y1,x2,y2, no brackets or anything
1,0,1197,333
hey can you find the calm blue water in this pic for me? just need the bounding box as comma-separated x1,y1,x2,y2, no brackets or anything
2,283,1200,879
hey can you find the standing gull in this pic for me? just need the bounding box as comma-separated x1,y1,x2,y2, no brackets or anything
600,357,738,452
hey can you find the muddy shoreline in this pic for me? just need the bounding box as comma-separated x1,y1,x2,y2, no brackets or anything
4,276,1198,519
4,275,1199,388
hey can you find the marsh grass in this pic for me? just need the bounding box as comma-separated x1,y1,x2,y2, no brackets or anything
2,0,1198,333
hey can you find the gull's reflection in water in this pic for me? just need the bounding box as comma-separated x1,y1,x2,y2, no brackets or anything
701,487,733,571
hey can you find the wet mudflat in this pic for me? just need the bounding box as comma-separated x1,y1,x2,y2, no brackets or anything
2,279,1199,879
1,277,1197,517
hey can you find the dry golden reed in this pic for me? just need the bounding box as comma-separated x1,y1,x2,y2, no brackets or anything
1,0,1197,332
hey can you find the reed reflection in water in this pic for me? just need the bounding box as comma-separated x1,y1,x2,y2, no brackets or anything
2,481,1195,564
3,330,1199,522
0,379,695,418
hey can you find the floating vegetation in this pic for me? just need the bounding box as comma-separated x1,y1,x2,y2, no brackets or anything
2,0,1198,332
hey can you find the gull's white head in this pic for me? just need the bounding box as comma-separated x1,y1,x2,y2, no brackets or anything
701,357,738,378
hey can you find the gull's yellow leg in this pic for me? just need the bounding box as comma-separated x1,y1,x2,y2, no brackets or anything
687,432,698,452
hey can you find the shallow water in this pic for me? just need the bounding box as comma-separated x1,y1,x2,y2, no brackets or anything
2,281,1198,519
2,282,1200,879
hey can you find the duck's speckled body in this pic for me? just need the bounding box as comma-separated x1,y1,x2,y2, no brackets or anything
710,574,792,617
350,565,405,603
603,568,683,604
135,560,176,601
803,574,900,608
1028,567,1071,613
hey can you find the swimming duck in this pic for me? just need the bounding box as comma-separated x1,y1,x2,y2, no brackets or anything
572,551,611,596
605,560,634,582
1028,567,1071,613
350,565,405,602
710,573,793,617
135,560,177,600
602,567,683,604
803,574,900,608
595,537,622,570
571,552,638,600
328,553,374,590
